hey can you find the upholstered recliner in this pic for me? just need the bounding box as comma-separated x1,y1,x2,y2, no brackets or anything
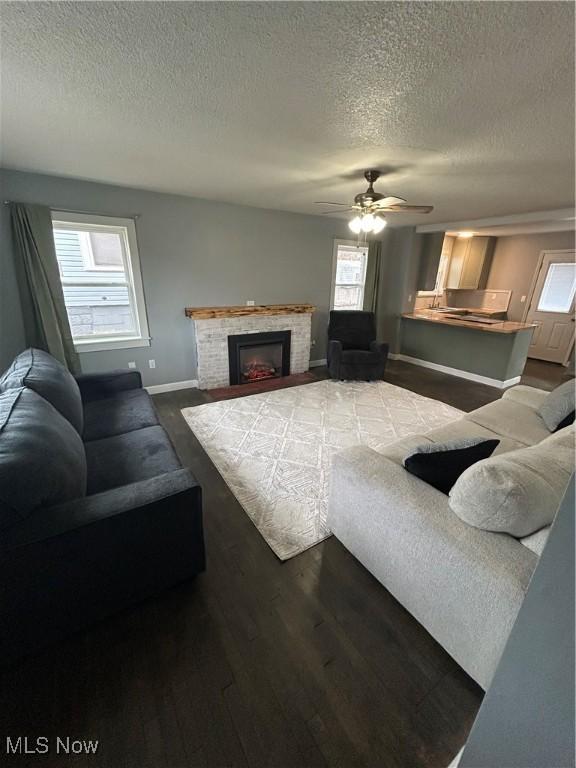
327,310,389,381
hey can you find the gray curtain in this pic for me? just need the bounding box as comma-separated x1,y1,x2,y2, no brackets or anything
363,239,382,314
10,203,80,372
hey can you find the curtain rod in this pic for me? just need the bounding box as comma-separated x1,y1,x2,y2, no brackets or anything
3,201,140,219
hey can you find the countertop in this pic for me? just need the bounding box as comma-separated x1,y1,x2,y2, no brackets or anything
425,306,506,317
402,310,536,335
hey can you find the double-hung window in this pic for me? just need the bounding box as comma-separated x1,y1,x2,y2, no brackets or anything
51,212,150,352
331,240,369,311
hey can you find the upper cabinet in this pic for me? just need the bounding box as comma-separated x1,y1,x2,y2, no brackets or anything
446,236,495,290
416,232,446,292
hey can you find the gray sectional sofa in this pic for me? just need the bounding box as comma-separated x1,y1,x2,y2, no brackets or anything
0,349,204,664
328,384,574,689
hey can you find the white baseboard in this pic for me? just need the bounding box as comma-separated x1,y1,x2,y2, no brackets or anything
309,358,327,368
146,379,198,394
388,353,521,389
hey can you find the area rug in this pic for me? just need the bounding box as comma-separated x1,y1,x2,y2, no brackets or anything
182,380,462,560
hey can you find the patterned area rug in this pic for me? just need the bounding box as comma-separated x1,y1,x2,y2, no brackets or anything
182,380,462,560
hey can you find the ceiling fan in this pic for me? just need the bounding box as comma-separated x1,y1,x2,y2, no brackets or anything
315,169,433,235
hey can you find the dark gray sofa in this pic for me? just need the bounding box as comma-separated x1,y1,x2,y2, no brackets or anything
0,349,204,665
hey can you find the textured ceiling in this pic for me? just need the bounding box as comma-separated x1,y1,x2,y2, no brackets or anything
1,1,574,225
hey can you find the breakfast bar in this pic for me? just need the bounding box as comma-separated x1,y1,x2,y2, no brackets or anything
399,310,536,388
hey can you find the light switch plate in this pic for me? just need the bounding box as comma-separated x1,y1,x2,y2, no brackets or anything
148,359,156,369
128,361,136,369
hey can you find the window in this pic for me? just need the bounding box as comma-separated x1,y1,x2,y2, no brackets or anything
51,212,150,351
331,240,369,311
537,262,576,313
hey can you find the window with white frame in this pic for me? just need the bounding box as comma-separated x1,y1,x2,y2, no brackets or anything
51,212,150,351
331,240,369,311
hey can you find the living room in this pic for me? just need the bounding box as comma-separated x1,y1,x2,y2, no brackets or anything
0,3,574,768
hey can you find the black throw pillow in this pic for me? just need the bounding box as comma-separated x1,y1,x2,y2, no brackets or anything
554,410,575,432
403,438,500,495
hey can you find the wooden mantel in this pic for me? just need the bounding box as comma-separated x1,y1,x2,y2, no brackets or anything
185,303,315,320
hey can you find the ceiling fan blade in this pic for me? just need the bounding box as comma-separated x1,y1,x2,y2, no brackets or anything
372,196,406,208
314,201,349,206
319,208,355,215
381,204,434,214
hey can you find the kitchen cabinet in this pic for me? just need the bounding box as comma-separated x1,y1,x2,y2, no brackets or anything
446,236,495,290
416,232,446,291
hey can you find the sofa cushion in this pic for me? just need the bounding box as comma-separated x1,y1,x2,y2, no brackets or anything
502,385,549,411
328,311,376,350
403,438,499,495
520,526,550,557
425,420,524,456
538,379,575,431
341,349,382,366
0,348,83,433
0,387,87,531
465,398,550,446
378,435,434,464
449,426,574,537
85,425,181,495
82,388,159,442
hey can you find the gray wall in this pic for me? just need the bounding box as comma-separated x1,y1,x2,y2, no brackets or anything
375,227,423,354
460,476,575,768
0,169,354,385
487,230,575,321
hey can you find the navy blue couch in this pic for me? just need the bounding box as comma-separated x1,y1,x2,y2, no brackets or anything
0,349,204,665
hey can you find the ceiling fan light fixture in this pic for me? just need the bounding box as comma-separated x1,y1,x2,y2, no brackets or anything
348,216,362,234
373,216,386,233
360,213,375,232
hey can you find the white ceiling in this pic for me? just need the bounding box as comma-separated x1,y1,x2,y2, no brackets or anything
418,208,576,237
1,2,574,226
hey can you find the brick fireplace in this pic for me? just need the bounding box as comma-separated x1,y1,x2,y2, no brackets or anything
185,304,315,390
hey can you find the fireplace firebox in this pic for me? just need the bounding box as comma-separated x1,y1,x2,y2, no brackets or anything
228,330,291,385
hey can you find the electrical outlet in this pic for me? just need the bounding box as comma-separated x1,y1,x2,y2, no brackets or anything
148,359,156,369
311,339,316,346
128,361,136,369
408,294,413,303
521,295,527,303
246,300,255,306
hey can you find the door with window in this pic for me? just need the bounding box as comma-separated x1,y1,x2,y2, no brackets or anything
331,241,369,310
525,250,576,363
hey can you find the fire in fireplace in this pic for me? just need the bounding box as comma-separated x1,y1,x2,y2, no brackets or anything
228,330,291,385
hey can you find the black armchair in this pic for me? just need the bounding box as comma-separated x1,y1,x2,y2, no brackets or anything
327,310,389,381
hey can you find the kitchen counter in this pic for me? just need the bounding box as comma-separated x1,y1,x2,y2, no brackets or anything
398,311,536,388
402,310,536,334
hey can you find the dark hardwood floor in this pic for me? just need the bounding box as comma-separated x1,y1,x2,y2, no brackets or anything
1,358,569,768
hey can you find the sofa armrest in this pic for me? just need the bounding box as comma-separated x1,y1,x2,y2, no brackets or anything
327,339,342,364
1,469,204,664
502,384,549,411
328,446,535,585
75,369,143,402
2,469,199,551
328,445,537,688
370,340,390,357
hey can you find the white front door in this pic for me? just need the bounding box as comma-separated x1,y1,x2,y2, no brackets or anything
525,250,576,363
